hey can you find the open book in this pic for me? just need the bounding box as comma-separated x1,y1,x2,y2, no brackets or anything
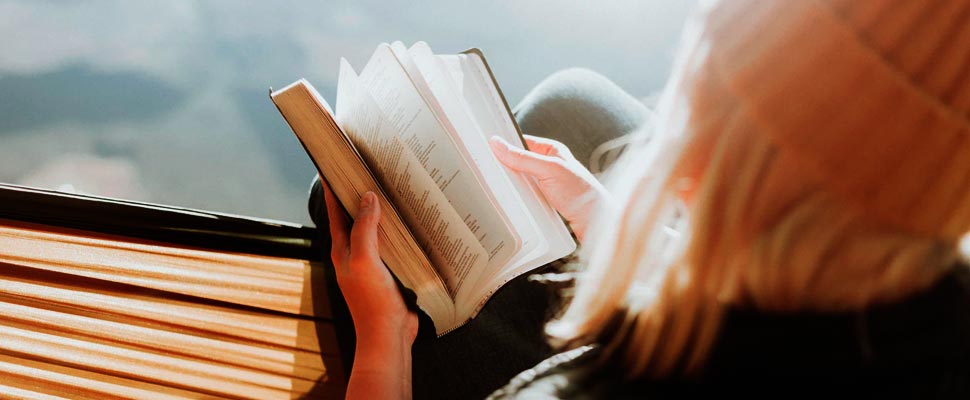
271,42,576,335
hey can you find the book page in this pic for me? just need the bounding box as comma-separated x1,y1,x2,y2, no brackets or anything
444,52,578,315
336,59,487,298
358,44,514,265
407,42,539,258
436,54,548,265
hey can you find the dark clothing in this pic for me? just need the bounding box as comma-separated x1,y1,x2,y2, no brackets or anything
489,265,970,399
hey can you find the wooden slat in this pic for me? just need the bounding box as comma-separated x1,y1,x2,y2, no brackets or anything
0,299,327,379
0,353,214,400
0,219,318,317
0,218,346,399
0,264,336,354
0,315,319,398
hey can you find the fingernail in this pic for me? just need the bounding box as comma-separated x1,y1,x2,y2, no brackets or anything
360,191,374,211
489,136,507,151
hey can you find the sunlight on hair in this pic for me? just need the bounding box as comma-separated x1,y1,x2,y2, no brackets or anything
960,233,970,260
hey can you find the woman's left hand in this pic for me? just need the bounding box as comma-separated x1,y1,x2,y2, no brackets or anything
322,180,419,359
323,183,418,345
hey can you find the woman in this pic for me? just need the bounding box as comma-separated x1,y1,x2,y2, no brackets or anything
322,0,970,398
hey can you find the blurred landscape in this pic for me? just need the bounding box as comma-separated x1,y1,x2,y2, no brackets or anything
0,0,695,225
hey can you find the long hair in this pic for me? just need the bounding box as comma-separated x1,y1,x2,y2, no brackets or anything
547,0,965,379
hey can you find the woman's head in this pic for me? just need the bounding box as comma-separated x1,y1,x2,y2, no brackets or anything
549,0,970,378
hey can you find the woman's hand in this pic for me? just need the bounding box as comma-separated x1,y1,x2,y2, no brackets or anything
490,135,609,242
322,181,417,399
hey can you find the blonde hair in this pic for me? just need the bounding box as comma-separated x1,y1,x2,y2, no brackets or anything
548,0,968,379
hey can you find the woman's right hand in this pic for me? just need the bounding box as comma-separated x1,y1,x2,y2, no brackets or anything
490,134,609,242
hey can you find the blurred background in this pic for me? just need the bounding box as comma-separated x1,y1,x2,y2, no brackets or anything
0,0,696,225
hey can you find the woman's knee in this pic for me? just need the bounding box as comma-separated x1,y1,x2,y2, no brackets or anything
514,68,650,168
516,68,623,122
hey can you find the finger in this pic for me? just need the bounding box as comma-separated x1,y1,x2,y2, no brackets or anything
322,178,350,264
349,191,383,265
490,136,565,178
523,134,576,160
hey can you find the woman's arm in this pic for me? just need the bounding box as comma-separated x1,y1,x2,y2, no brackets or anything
322,182,418,400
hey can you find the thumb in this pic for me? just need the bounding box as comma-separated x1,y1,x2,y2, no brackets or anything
349,191,381,263
490,136,563,179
